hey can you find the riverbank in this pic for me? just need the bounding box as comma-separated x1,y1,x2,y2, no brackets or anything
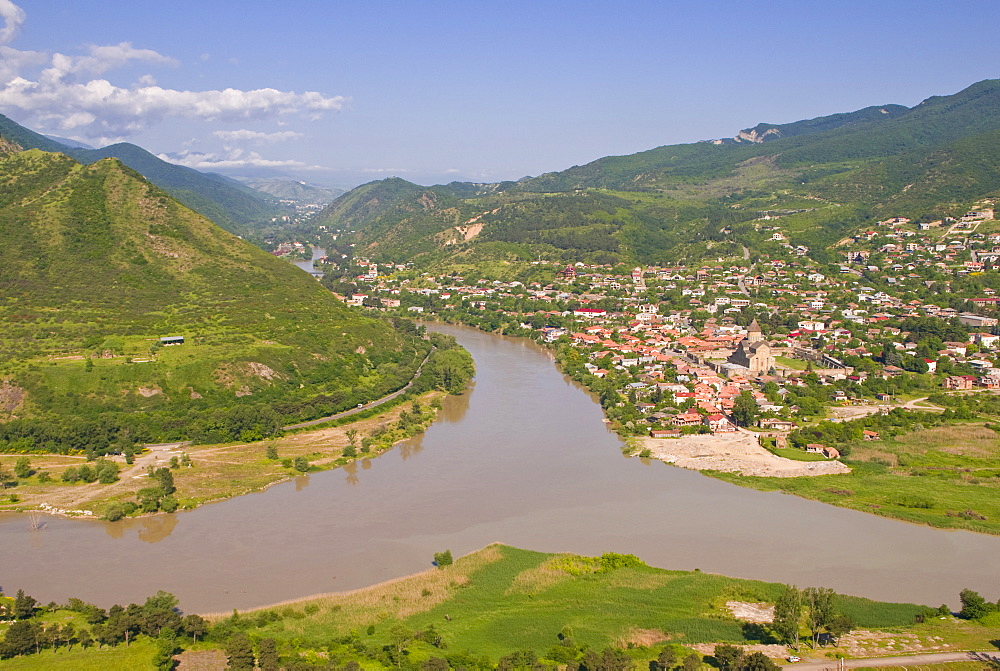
188,544,999,666
420,317,1000,535
0,389,448,519
635,432,850,478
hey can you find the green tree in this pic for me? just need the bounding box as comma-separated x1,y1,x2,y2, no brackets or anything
739,652,780,671
265,444,278,460
772,585,802,647
181,614,208,644
434,549,453,568
293,456,310,472
654,647,678,670
804,587,835,647
152,630,179,671
827,614,853,644
731,391,760,427
13,589,37,619
714,644,743,671
225,632,255,670
152,468,175,495
958,588,995,620
682,653,702,671
257,637,279,671
13,457,32,479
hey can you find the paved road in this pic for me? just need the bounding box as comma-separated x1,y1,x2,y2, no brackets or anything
786,650,998,671
281,347,435,431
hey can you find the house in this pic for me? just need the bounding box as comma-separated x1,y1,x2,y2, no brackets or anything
704,413,737,433
159,336,184,346
823,446,841,459
672,412,703,427
650,429,681,439
943,375,974,390
862,430,880,441
804,443,825,453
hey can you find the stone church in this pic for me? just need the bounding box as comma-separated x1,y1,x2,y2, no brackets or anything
727,319,774,374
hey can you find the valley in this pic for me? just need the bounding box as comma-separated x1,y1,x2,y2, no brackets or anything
3,77,1000,668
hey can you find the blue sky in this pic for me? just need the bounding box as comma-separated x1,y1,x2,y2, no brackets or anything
2,0,999,188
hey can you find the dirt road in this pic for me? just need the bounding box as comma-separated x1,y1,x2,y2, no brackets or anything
786,650,997,670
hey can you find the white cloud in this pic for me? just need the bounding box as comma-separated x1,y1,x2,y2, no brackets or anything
0,0,25,45
158,148,324,171
213,129,304,144
362,167,410,173
0,2,347,140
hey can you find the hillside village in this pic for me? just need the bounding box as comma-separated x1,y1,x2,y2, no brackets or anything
309,202,1000,459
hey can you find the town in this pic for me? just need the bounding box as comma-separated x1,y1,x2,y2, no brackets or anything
299,202,1000,464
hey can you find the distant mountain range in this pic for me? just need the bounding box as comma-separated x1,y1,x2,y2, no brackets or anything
237,177,345,205
316,79,1000,267
0,113,285,235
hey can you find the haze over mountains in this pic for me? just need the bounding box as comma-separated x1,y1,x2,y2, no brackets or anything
315,79,1000,268
0,113,286,236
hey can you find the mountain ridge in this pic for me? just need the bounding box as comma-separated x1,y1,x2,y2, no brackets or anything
0,113,284,234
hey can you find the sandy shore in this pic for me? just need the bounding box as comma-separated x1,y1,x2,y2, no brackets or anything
638,431,850,478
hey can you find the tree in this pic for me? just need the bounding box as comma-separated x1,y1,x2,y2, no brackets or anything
265,444,278,460
346,429,359,448
225,632,255,671
731,391,760,427
293,456,310,472
739,652,780,671
13,457,32,479
13,589,36,619
714,644,743,671
682,653,702,671
827,614,853,644
804,587,835,647
257,638,279,671
653,647,678,671
958,588,995,620
152,631,179,671
772,585,802,647
77,628,93,650
2,620,39,656
433,550,453,568
181,614,208,644
152,468,175,495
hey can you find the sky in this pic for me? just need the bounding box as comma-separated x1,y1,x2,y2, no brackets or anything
1,0,999,189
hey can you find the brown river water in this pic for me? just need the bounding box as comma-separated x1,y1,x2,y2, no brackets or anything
1,324,998,613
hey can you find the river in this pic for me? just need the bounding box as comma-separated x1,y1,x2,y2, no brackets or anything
1,325,998,612
293,246,326,276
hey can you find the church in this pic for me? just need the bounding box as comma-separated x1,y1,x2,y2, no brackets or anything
726,319,774,375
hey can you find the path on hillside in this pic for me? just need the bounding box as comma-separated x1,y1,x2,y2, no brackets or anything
282,347,435,430
786,650,997,670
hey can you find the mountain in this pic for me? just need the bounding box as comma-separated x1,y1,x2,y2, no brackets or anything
0,148,429,449
318,79,1000,266
0,113,284,235
238,177,345,205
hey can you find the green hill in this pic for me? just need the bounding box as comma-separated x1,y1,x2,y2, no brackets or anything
0,113,284,235
318,79,1000,267
0,148,429,453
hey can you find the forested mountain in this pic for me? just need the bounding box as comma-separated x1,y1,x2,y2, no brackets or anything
0,146,429,450
316,79,1000,267
0,113,283,235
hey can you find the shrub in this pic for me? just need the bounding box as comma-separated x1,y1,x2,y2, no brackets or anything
434,550,453,568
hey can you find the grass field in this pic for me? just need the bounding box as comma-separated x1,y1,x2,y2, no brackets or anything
219,544,939,663
712,421,1000,534
5,545,997,668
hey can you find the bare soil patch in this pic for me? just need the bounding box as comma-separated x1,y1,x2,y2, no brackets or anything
726,600,775,623
638,432,849,478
